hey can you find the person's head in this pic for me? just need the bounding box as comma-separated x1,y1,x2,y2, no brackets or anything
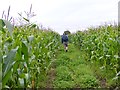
63,33,67,35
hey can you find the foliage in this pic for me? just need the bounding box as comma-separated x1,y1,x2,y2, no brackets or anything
1,19,60,88
69,25,119,87
1,13,119,88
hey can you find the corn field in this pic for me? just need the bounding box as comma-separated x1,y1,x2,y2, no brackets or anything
1,19,60,88
0,18,120,89
69,25,120,86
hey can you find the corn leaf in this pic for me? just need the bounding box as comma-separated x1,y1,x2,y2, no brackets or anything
3,19,13,36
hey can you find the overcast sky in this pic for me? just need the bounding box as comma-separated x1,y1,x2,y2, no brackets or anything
0,0,119,34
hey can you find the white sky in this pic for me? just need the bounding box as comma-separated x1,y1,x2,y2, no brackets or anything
0,0,119,34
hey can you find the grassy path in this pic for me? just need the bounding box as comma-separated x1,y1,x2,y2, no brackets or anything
46,44,106,88
46,44,111,88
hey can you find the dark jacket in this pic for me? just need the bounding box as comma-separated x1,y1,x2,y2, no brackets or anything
61,35,68,43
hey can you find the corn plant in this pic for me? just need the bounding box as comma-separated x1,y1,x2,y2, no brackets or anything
1,19,60,88
70,25,119,85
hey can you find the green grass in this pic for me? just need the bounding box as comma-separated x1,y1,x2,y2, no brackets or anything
54,42,118,88
53,44,100,88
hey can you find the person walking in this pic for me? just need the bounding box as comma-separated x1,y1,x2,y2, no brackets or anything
61,33,69,52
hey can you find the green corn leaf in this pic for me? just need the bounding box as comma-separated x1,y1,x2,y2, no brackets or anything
2,47,18,87
22,41,28,66
23,17,29,22
3,47,18,76
32,24,36,28
0,19,5,33
28,35,34,42
19,78,24,87
0,19,5,28
0,62,2,90
2,19,13,36
2,69,12,88
19,73,25,78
